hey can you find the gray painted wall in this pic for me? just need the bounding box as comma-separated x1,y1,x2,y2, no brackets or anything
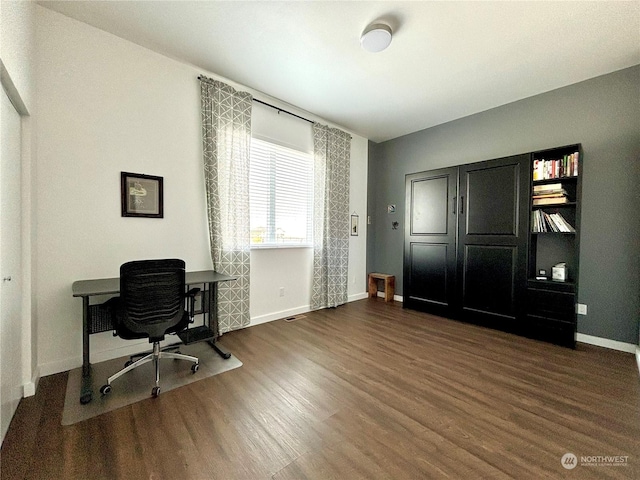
368,65,640,344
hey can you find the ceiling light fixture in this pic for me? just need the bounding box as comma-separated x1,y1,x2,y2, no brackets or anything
360,23,392,53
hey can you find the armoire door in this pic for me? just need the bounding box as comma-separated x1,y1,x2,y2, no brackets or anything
457,155,530,327
404,168,458,317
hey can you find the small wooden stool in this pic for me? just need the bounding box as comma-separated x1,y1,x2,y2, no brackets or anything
368,273,395,302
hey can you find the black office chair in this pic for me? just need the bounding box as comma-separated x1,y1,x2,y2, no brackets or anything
100,259,199,398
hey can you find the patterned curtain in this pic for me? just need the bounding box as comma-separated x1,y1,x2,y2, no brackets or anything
311,123,351,309
200,76,252,333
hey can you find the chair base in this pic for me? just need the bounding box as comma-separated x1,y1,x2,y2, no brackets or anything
101,341,198,397
127,342,181,365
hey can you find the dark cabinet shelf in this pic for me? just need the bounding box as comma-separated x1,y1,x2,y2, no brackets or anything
533,176,578,185
527,144,581,348
527,278,576,291
532,202,576,209
525,286,577,347
525,314,576,348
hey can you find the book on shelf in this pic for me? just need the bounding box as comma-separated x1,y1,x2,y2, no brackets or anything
533,196,568,206
532,183,569,205
531,210,575,233
533,191,568,199
550,213,575,232
532,151,579,181
533,183,563,193
543,212,559,232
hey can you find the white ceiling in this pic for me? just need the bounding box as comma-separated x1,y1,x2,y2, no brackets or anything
39,1,640,143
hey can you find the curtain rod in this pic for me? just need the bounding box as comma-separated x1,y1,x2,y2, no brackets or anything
252,99,352,139
198,75,314,124
198,75,351,138
252,98,315,125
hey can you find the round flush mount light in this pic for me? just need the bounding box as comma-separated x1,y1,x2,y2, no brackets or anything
360,23,392,53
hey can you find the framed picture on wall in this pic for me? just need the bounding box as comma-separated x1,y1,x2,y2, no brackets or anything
121,172,163,218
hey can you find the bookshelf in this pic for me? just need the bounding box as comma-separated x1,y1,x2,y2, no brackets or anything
526,144,582,347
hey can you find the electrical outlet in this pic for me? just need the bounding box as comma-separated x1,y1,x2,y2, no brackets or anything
576,303,587,315
279,287,285,297
367,216,371,225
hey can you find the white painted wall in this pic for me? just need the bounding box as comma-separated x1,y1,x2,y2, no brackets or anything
35,6,368,376
347,135,368,300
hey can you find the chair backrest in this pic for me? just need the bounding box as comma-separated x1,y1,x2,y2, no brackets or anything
117,259,187,342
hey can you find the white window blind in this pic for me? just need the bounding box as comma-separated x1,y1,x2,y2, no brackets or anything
250,138,313,247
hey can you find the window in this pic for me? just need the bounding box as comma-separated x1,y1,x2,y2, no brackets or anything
249,138,313,247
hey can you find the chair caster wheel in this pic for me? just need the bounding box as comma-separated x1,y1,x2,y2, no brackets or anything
152,386,160,397
124,360,133,367
191,363,199,373
100,384,112,395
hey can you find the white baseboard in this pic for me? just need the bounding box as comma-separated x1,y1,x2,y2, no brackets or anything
576,333,637,354
23,366,41,397
349,292,368,302
250,305,311,326
39,357,82,378
250,292,370,327
375,291,403,302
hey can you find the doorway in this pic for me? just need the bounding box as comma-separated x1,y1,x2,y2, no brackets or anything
1,85,23,443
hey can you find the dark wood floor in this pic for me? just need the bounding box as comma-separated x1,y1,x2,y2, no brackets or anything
2,299,639,479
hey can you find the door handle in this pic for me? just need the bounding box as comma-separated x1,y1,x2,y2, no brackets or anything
460,196,464,214
452,196,457,214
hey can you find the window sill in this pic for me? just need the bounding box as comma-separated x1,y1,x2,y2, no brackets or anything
251,244,313,250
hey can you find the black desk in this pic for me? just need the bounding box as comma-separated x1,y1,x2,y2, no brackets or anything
72,270,235,404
